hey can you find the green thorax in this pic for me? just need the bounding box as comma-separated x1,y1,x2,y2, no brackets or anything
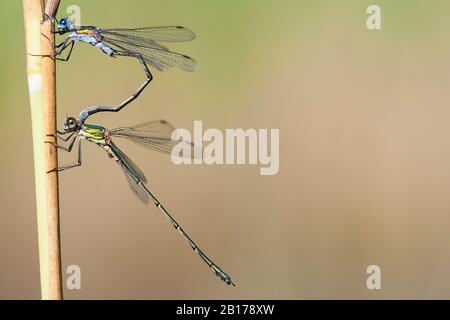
80,123,108,144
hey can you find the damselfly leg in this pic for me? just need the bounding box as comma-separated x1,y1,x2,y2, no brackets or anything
47,130,77,142
46,138,82,173
55,39,75,61
28,52,72,62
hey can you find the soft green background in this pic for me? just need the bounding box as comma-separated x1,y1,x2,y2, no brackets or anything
2,0,450,299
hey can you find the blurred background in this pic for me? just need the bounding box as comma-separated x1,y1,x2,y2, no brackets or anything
1,0,450,299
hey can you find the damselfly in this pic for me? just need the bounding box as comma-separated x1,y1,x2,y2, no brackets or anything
48,112,235,286
51,17,196,116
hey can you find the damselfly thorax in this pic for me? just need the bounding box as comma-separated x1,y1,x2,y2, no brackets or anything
68,28,115,56
79,124,108,145
79,125,118,160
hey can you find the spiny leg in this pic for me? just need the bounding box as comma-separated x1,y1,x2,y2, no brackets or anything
45,134,77,154
55,40,75,62
28,37,65,59
47,138,82,173
28,53,73,62
47,130,77,143
45,131,77,153
29,38,75,62
56,129,71,135
55,38,69,49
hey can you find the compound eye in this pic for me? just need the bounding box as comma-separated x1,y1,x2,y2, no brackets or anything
66,117,77,130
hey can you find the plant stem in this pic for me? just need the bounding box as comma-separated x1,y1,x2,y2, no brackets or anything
23,0,63,300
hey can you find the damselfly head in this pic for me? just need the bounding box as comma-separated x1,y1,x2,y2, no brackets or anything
64,117,80,132
57,17,72,34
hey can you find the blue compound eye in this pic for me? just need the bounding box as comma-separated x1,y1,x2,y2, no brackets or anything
57,18,70,33
58,18,68,29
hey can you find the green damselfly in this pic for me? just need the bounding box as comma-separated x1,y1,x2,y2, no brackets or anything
48,115,235,286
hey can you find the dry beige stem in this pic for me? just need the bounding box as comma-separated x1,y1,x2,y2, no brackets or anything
23,0,63,300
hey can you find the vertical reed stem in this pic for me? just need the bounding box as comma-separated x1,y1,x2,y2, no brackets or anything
23,0,63,300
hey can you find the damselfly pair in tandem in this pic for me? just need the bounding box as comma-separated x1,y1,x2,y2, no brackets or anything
45,17,235,286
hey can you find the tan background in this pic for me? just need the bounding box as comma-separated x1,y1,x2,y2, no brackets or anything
1,0,450,299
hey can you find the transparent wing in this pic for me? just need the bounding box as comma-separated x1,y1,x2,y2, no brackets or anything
100,26,196,43
103,37,196,72
110,120,198,159
111,142,148,183
110,143,150,204
129,119,176,136
122,166,150,204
